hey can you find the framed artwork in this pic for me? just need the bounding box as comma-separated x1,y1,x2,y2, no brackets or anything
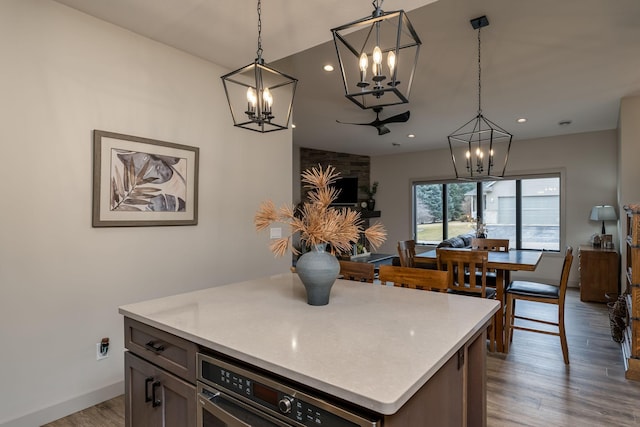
92,130,199,227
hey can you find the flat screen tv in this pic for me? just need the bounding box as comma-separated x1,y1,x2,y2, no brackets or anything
331,177,358,206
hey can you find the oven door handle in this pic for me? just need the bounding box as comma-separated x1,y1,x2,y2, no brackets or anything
198,391,252,427
197,389,291,427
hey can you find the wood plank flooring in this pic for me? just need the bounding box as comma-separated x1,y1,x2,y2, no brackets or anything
42,396,124,427
43,289,640,426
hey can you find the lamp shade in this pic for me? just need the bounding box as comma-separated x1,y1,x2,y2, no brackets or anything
590,205,617,235
590,205,617,221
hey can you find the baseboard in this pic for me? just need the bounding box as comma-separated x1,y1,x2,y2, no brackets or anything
1,381,123,427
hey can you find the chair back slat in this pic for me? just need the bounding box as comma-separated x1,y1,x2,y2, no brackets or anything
437,248,489,297
338,260,375,283
558,246,574,301
397,240,417,267
378,265,449,292
471,238,509,252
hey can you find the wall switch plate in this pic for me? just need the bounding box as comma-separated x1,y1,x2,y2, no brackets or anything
270,227,282,239
96,343,108,360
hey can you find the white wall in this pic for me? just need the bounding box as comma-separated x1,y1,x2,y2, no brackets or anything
372,130,618,286
0,1,292,425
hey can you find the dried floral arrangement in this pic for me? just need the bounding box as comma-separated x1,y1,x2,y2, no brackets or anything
254,165,387,257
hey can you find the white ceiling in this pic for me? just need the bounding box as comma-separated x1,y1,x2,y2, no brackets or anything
54,0,640,156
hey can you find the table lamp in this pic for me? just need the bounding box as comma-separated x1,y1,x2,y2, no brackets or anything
590,205,617,234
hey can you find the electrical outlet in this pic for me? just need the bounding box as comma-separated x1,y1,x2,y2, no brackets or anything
96,342,109,361
96,343,108,360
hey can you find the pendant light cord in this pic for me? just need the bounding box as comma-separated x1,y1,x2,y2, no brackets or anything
477,26,482,115
256,0,263,60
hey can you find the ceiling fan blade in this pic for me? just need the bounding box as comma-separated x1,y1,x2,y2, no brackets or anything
336,119,373,127
336,108,408,136
379,111,410,125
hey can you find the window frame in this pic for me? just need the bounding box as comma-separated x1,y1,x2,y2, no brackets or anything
412,171,564,252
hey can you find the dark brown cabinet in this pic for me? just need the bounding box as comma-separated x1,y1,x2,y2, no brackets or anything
124,318,198,426
578,245,619,302
125,352,196,426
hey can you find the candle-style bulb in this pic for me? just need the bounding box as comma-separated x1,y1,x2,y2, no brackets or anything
372,46,383,65
387,51,396,75
246,87,257,107
372,46,383,71
359,53,368,82
263,88,273,109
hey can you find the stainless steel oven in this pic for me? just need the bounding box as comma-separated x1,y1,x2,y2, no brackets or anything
197,353,381,427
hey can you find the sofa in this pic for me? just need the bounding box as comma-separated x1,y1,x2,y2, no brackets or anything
392,232,477,266
435,232,476,249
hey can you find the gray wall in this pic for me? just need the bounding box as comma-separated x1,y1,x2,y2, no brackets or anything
371,130,619,287
0,1,291,425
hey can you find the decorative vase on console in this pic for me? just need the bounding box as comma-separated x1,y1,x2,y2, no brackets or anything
254,165,386,306
361,181,378,211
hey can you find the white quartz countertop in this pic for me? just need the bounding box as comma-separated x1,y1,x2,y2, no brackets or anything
119,273,499,415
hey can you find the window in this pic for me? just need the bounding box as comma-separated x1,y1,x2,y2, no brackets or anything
413,175,560,251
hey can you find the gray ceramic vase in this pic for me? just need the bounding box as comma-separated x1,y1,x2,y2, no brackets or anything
295,244,340,306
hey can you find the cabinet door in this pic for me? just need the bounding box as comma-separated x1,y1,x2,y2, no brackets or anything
579,248,618,302
125,352,197,427
157,363,197,426
125,351,161,427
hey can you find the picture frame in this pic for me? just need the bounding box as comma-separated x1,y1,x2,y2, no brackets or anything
92,130,199,227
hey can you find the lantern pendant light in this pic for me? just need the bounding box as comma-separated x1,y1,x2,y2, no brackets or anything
447,15,513,180
331,0,421,110
221,0,298,133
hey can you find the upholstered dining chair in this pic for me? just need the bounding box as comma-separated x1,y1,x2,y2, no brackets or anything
378,265,450,292
338,260,375,283
504,246,573,364
470,238,510,287
397,240,417,267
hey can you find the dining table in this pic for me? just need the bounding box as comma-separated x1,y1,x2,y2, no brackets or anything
415,248,543,353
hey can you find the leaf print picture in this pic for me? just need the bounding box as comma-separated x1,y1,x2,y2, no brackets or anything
93,130,199,227
110,150,187,213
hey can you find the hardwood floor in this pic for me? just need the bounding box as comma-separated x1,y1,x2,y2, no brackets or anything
43,289,640,426
42,396,124,427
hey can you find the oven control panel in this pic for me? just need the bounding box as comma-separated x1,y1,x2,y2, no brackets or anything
198,354,378,427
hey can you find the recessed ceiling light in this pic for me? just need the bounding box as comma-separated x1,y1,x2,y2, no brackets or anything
291,124,296,129
407,134,415,138
323,64,334,72
558,120,572,126
516,118,527,123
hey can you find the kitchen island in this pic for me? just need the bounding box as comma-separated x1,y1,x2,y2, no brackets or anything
120,273,499,426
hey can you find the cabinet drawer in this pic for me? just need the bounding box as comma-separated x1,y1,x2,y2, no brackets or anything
125,317,197,383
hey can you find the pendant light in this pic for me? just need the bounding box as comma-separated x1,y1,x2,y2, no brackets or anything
447,16,513,180
331,0,421,110
221,0,298,133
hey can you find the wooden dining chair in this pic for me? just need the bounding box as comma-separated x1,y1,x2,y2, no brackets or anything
437,248,497,350
505,246,573,364
397,240,416,267
378,265,450,292
470,238,510,287
436,248,494,298
338,260,375,283
471,238,509,252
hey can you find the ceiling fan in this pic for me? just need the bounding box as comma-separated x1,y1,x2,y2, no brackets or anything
336,107,410,136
